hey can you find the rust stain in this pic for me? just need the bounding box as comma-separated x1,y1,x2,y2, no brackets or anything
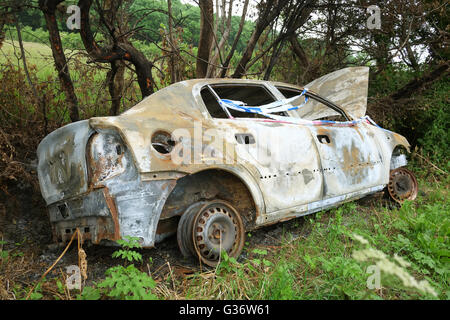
103,187,121,240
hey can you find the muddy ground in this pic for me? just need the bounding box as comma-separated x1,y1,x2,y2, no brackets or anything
0,181,388,296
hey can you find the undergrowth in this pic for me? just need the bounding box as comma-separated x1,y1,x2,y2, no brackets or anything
78,236,158,300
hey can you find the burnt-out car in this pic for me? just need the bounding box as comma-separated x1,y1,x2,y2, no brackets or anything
37,67,418,266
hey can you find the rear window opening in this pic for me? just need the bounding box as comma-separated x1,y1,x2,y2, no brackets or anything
201,84,286,119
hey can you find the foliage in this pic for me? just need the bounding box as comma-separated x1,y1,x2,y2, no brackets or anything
5,25,84,50
96,264,157,300
415,78,450,168
112,236,143,263
78,236,157,300
351,233,437,297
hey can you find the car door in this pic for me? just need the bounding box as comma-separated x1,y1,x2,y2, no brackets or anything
226,119,324,213
200,84,324,214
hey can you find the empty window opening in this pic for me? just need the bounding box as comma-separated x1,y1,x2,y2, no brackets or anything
201,84,286,119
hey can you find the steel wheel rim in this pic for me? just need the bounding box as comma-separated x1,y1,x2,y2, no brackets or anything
388,167,418,203
192,201,244,267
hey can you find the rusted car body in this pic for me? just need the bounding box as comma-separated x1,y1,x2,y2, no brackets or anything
37,67,417,266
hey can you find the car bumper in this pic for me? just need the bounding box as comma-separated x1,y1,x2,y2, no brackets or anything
47,179,177,247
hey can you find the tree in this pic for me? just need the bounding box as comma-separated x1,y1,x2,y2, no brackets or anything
218,0,249,77
39,0,80,122
196,0,214,77
78,0,156,98
231,0,314,78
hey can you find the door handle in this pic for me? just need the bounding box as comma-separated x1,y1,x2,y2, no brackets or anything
317,135,331,144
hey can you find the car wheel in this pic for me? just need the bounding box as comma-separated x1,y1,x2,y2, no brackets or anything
387,167,418,203
177,200,245,267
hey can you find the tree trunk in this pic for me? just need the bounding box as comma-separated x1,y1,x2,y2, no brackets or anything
15,15,48,133
290,35,309,69
108,60,125,116
207,0,233,77
263,40,286,80
167,0,178,83
196,0,214,78
391,62,449,100
233,0,313,79
231,21,267,78
39,0,79,122
219,0,249,78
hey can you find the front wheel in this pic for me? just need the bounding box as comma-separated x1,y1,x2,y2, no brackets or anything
387,167,418,203
177,200,245,267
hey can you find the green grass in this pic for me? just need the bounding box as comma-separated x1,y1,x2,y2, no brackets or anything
0,40,144,120
0,40,111,83
1,40,58,79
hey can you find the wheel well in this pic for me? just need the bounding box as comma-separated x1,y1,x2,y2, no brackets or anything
158,169,257,231
390,145,409,170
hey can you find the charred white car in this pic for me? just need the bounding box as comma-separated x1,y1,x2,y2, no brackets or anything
37,67,418,266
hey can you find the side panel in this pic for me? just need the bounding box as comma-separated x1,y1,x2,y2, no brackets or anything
371,126,411,183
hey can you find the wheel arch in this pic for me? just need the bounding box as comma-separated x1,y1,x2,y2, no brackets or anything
156,166,265,237
390,144,410,170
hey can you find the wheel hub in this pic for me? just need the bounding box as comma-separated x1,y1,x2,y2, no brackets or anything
196,208,237,259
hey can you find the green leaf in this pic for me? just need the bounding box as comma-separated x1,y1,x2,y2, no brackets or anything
79,286,101,300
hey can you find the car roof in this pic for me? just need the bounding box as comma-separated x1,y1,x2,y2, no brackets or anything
120,78,302,119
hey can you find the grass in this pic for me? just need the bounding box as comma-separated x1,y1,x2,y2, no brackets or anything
0,39,174,120
0,39,144,120
0,40,113,86
167,163,448,300
1,40,59,80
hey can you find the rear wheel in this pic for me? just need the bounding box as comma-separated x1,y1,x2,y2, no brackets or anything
177,200,245,267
